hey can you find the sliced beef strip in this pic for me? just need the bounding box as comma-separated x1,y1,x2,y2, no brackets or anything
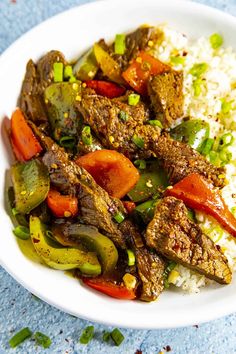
77,89,225,188
146,196,232,284
18,50,66,127
148,71,184,128
153,134,225,188
77,88,160,160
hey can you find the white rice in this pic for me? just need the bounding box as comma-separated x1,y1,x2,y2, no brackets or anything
151,25,236,293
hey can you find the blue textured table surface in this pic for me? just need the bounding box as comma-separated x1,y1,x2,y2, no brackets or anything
1,0,236,353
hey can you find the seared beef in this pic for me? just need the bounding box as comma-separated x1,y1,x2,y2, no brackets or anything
119,220,165,301
148,71,184,127
40,135,126,248
154,134,225,188
146,196,232,284
77,88,160,159
18,51,66,127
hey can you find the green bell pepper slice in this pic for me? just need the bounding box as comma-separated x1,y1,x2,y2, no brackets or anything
30,216,101,275
127,160,168,203
73,48,98,81
11,159,50,215
52,223,118,274
170,119,210,152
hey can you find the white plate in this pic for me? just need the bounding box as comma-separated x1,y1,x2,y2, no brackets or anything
1,0,236,329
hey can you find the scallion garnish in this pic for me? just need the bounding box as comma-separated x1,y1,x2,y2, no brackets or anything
12,207,19,216
114,34,126,55
9,327,32,348
13,226,30,240
219,132,234,149
163,261,177,289
114,212,125,224
132,134,144,149
219,147,232,164
210,33,223,49
148,120,163,128
64,65,73,79
170,56,185,65
200,138,214,155
53,62,64,82
192,78,203,96
208,150,221,166
190,63,208,78
81,126,93,146
59,136,76,149
134,159,146,169
110,328,124,346
128,93,140,106
127,249,135,266
221,98,233,114
118,110,129,122
34,332,51,349
79,326,94,344
102,331,111,342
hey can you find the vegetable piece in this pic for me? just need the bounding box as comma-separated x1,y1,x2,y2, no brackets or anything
219,132,234,148
103,331,111,342
10,108,42,161
111,328,124,346
221,99,233,114
93,43,124,84
113,211,125,224
13,226,30,240
9,327,32,348
46,189,78,218
59,136,76,149
132,134,144,149
200,138,214,155
34,332,51,349
210,33,223,49
122,51,170,95
170,56,185,65
118,110,129,122
128,93,140,106
134,199,156,224
128,160,168,202
52,223,118,274
189,63,208,78
163,261,177,288
166,173,236,237
64,65,73,79
114,34,126,55
148,120,163,128
73,48,98,81
44,82,82,141
76,150,139,199
53,62,64,82
127,249,135,266
30,216,101,274
11,159,50,214
122,201,136,214
81,126,93,146
82,277,136,299
85,80,126,98
80,326,94,344
170,119,210,152
122,273,137,290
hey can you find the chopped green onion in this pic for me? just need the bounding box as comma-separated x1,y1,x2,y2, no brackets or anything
200,138,214,155
187,208,196,222
12,207,19,216
132,134,144,149
190,63,208,78
79,326,94,344
9,327,32,348
163,261,177,289
192,78,203,97
46,230,55,240
128,93,140,106
69,76,77,83
210,33,223,49
53,62,64,82
148,120,163,128
81,126,93,146
115,34,126,55
134,159,146,169
221,98,233,114
127,249,135,266
102,331,111,342
219,147,232,164
13,226,30,240
114,212,125,224
219,133,234,149
34,332,51,349
208,150,222,167
64,65,73,79
110,328,124,346
59,136,76,149
170,56,185,65
118,110,129,122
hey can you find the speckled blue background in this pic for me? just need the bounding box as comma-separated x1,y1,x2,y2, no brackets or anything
1,0,236,353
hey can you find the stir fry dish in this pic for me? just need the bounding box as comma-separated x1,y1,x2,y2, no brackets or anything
7,24,236,301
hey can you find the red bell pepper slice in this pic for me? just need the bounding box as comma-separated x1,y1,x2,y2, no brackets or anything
85,80,126,98
122,51,170,95
166,173,236,237
82,277,136,300
122,201,136,214
46,189,78,218
10,108,42,160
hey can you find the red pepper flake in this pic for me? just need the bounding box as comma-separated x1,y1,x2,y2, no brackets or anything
32,238,40,244
163,345,172,352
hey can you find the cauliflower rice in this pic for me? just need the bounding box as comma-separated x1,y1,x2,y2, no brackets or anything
151,25,236,293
